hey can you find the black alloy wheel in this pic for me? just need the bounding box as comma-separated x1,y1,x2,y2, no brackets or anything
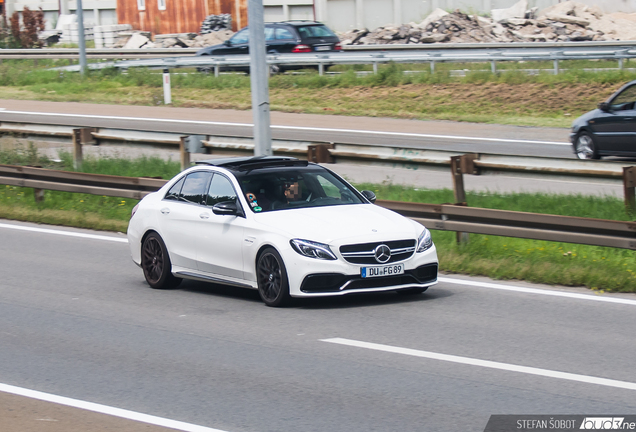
575,132,600,160
256,247,290,307
141,233,182,289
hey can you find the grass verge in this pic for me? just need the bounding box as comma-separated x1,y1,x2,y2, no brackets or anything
0,148,634,292
1,61,635,127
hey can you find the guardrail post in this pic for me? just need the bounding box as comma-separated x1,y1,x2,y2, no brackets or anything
450,155,467,205
450,154,480,243
72,128,83,170
430,61,435,73
553,59,559,75
624,166,636,214
450,155,469,243
308,143,334,163
163,68,172,105
34,188,45,203
491,60,496,74
180,136,191,171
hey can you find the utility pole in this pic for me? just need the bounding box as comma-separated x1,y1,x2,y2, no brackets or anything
247,0,272,156
76,0,87,75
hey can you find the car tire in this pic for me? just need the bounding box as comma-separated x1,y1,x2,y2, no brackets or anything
141,232,182,289
396,287,428,295
575,132,600,160
256,247,290,307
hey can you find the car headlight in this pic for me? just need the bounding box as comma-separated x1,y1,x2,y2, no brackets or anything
416,228,433,252
290,239,337,260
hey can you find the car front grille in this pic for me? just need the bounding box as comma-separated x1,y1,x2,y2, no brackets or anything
300,264,438,293
339,239,416,264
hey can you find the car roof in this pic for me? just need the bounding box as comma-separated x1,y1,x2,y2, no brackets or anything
196,156,310,171
266,21,326,27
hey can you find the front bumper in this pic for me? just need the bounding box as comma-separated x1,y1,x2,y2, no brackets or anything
301,263,438,293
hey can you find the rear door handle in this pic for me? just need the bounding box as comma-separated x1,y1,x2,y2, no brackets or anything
160,208,170,214
199,213,210,219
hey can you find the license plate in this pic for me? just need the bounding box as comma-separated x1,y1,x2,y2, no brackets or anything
315,46,331,51
361,264,404,278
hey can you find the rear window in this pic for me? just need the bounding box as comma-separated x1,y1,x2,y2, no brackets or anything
297,25,336,38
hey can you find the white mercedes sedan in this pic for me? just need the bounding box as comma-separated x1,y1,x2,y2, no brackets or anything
127,156,438,307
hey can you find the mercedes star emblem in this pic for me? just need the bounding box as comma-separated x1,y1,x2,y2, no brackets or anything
374,244,391,263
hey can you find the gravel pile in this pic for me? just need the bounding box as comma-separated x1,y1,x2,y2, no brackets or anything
339,0,636,45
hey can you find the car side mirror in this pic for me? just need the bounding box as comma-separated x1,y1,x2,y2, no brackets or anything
361,190,376,203
212,201,243,217
598,102,610,112
223,40,231,46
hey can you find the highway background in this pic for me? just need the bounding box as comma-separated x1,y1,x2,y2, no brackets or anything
0,100,634,431
0,99,625,197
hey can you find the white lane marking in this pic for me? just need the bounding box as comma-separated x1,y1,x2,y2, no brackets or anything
0,223,128,243
0,110,569,146
438,277,636,306
0,383,229,432
1,223,632,306
321,338,636,391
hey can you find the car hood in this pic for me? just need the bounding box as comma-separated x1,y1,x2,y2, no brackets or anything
252,204,423,244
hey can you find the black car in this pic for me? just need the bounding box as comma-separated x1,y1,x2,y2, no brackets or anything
195,21,341,72
571,80,636,159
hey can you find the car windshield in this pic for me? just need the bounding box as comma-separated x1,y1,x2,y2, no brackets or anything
238,166,364,213
296,25,336,38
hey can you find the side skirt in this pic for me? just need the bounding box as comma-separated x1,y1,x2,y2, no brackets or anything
174,271,257,290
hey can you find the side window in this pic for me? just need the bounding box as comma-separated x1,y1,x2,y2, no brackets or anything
164,176,185,201
158,0,166,10
206,174,237,207
180,171,212,205
265,27,275,41
232,29,249,44
275,28,294,40
611,86,636,110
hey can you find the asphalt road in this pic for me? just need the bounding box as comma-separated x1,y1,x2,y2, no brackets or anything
0,99,573,158
1,220,635,432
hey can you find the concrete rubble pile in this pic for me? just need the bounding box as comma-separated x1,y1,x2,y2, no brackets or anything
109,29,234,49
200,14,232,34
339,0,636,45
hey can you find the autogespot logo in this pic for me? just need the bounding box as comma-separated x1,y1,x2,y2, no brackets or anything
580,418,628,430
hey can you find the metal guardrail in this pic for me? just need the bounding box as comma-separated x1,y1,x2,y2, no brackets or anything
0,48,198,60
0,164,166,200
4,41,636,74
0,164,634,249
3,40,636,58
49,46,636,74
0,121,628,179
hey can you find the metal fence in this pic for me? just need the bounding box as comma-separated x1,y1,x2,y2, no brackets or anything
4,41,636,75
0,163,634,249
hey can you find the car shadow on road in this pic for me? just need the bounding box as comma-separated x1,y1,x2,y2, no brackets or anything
179,280,263,304
175,280,453,309
292,288,454,310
